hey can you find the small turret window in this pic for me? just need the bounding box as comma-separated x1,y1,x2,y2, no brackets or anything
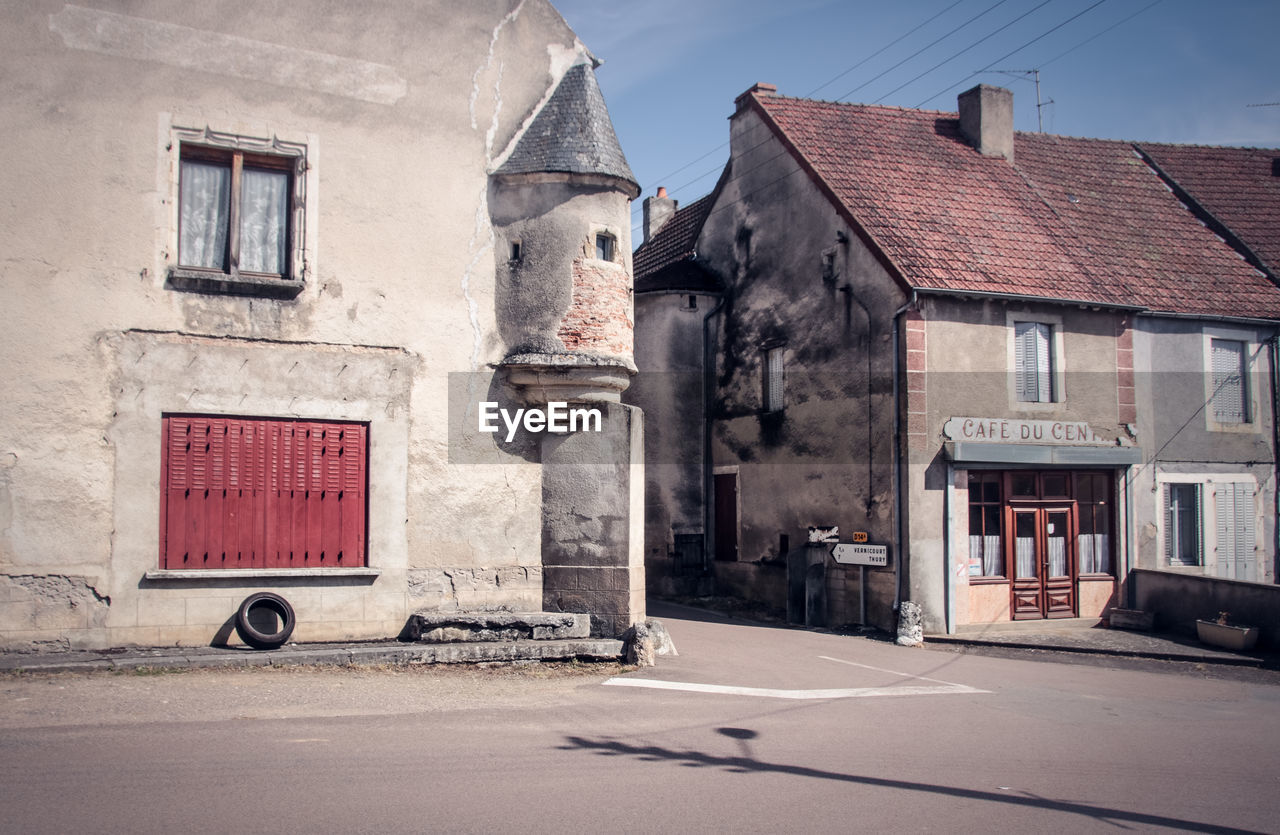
510,240,522,261
595,232,615,262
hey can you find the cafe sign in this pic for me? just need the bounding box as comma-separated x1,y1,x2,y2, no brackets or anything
943,417,1109,446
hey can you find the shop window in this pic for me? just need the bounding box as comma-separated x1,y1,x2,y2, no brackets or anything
1209,338,1249,424
1163,483,1202,567
967,472,1004,578
1013,321,1055,402
1075,473,1111,574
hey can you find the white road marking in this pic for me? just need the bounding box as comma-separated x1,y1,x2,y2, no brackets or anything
603,678,990,700
817,655,965,686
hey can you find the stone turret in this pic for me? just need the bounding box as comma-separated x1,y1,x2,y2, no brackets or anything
491,60,640,404
488,60,645,637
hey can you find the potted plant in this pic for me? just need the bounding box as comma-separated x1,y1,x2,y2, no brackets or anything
1196,612,1260,651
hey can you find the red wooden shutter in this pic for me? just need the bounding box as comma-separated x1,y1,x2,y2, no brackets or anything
161,416,367,569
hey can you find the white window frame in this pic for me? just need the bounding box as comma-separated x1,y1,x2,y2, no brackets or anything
1006,310,1065,409
1201,326,1259,433
1155,472,1259,580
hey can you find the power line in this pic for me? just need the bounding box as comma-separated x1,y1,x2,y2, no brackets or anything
871,0,1053,105
835,0,1013,103
1039,0,1165,69
805,0,965,98
913,0,1111,108
638,0,973,201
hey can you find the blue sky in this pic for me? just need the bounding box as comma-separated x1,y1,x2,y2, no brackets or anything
553,0,1280,244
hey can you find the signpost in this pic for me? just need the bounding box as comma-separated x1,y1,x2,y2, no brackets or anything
830,541,889,627
830,543,888,566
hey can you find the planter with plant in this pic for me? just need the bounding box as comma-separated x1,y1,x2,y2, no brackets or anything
1195,612,1259,651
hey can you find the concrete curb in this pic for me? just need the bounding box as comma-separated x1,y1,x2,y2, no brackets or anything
924,634,1273,667
0,638,625,675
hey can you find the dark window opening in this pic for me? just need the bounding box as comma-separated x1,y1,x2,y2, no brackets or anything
595,232,615,262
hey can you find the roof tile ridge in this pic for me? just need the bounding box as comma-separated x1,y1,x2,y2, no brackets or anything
760,92,954,117
1137,139,1280,153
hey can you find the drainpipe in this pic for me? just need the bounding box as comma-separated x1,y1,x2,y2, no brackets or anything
891,293,916,613
702,289,726,576
1272,334,1280,583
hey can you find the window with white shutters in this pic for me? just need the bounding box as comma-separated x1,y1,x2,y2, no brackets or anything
1214,482,1256,581
1163,483,1202,567
1014,321,1054,403
1209,338,1249,424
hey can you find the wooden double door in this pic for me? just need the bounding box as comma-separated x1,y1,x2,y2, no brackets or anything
1010,505,1075,619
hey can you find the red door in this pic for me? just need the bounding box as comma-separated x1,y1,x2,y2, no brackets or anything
1010,506,1076,619
161,416,367,569
714,472,738,561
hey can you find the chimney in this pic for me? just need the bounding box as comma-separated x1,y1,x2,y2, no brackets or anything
958,84,1014,163
734,81,777,112
643,186,677,244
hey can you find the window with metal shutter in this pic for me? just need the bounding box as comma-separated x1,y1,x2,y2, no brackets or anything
1210,339,1248,423
161,416,367,570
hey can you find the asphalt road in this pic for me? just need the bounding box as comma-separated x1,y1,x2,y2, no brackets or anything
3,602,1278,834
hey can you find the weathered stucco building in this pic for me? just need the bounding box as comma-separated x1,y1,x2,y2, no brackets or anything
632,82,1280,635
0,0,644,650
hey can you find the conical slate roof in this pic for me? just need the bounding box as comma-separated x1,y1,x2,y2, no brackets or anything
496,63,638,196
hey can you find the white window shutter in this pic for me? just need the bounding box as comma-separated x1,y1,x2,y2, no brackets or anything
1035,323,1052,403
1210,339,1246,423
1215,484,1236,579
1235,483,1256,582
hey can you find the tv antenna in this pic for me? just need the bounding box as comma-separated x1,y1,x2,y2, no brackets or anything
991,69,1053,132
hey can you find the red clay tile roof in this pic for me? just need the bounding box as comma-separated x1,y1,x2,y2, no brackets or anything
1016,135,1280,318
1137,143,1280,277
633,192,718,291
749,93,1280,318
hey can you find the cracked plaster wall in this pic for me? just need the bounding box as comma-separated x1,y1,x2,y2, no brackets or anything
0,0,589,648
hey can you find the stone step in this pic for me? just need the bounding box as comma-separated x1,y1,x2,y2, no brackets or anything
404,611,590,643
401,638,623,664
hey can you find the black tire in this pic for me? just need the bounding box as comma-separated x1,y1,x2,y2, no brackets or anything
234,592,296,650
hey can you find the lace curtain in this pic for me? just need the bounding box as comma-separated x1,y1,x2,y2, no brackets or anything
1078,533,1111,574
968,535,1002,576
240,168,288,273
179,160,229,269
179,161,287,274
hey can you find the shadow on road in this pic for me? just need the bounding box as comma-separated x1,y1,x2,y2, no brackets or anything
558,734,1263,834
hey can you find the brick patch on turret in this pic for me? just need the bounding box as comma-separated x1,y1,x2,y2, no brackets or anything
558,257,634,358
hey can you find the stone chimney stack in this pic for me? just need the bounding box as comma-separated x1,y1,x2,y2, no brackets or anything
958,84,1014,163
643,186,677,244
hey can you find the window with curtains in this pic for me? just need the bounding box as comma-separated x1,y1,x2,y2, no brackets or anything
1014,321,1055,402
1209,338,1249,424
1075,473,1112,574
967,472,1004,578
168,129,307,298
